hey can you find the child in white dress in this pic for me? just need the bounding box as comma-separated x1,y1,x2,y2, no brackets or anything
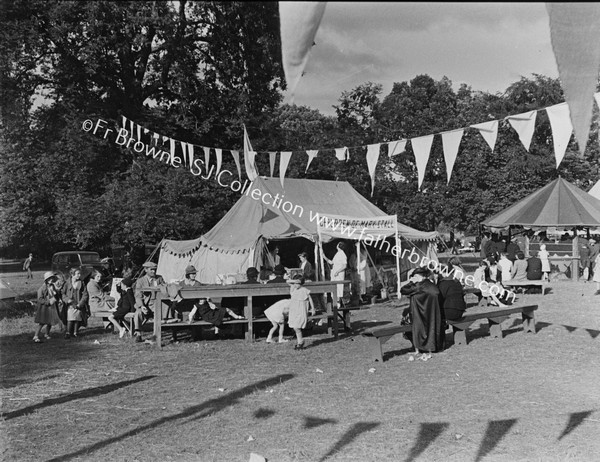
287,277,315,350
539,244,550,281
264,299,291,343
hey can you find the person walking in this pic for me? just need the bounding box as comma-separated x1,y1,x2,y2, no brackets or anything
23,253,33,280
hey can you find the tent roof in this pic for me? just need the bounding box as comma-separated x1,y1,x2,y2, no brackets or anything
161,177,437,255
589,179,600,200
482,177,600,228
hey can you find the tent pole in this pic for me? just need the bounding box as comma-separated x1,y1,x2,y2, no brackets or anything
313,239,320,281
395,218,401,300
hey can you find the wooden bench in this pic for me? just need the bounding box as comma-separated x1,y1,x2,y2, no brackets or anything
447,304,538,346
362,323,412,362
502,279,548,295
90,310,136,335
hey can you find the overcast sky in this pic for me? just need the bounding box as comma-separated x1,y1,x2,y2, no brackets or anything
283,2,559,115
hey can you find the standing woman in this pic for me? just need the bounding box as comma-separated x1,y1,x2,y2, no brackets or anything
62,267,89,338
33,272,62,342
325,242,347,303
539,244,551,281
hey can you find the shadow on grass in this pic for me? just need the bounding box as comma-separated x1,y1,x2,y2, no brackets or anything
303,415,338,429
558,410,595,440
474,418,517,462
318,421,380,462
404,422,449,462
254,407,276,419
3,375,156,420
535,321,600,339
47,373,294,462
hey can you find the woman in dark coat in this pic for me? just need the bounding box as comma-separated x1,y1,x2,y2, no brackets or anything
400,267,445,360
438,259,467,321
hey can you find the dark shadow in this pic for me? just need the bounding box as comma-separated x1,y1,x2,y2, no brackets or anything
318,421,380,462
382,346,415,361
1,372,61,390
404,422,449,462
47,374,294,462
558,410,594,440
536,321,600,339
303,415,338,429
351,320,393,334
474,418,517,462
254,407,276,419
3,375,156,420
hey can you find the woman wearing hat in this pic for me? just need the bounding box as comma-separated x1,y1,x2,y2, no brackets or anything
33,272,62,342
62,267,89,338
400,267,445,361
287,276,316,350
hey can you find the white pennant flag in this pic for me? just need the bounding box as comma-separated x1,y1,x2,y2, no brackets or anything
335,147,348,161
269,152,277,177
136,124,142,141
366,144,381,196
279,2,327,100
470,120,499,152
279,151,293,189
215,148,222,174
506,110,537,152
153,132,160,146
169,138,176,162
230,150,242,180
122,115,127,130
187,143,195,169
547,3,600,155
595,92,600,110
203,147,210,170
305,150,318,172
387,139,407,157
243,125,259,180
411,135,434,190
441,129,464,184
130,120,135,139
546,103,573,168
180,141,188,167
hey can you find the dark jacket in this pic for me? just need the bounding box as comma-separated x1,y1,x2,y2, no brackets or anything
526,257,542,280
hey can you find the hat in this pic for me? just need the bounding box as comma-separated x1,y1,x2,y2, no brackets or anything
121,277,133,287
411,267,429,277
246,267,259,278
273,264,285,276
287,276,304,285
185,265,197,275
590,239,596,244
142,261,158,269
43,271,56,282
100,257,110,263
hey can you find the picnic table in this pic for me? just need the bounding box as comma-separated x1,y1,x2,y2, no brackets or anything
148,280,351,348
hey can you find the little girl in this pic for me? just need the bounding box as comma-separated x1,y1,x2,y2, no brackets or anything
62,267,89,338
287,276,315,350
264,299,291,343
108,276,135,338
33,272,62,342
539,244,550,281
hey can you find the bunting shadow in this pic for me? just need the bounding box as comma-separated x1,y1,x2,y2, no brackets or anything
303,415,338,429
404,422,449,462
536,321,600,339
318,421,380,462
474,418,517,462
558,410,594,440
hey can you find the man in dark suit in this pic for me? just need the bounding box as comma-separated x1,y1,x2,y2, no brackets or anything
525,254,543,294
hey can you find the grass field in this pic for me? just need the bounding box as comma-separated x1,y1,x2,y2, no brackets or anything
1,269,600,461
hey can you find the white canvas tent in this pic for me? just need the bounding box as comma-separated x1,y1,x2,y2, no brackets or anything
157,177,438,284
589,179,600,200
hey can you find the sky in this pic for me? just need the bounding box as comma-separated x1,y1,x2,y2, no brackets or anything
283,2,559,115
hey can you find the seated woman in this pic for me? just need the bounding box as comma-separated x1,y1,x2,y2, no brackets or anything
107,276,135,338
437,264,466,321
87,269,115,331
511,251,528,282
473,260,508,307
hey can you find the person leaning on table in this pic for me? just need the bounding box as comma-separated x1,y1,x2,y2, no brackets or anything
132,261,166,342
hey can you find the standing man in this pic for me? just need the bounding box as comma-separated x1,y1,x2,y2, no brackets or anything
480,233,490,260
23,253,33,279
133,261,166,342
325,242,347,304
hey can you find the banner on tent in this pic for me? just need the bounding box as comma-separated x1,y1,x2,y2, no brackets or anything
316,213,397,240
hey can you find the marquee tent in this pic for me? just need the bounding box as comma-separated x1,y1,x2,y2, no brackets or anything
482,177,600,228
589,179,600,200
157,177,438,283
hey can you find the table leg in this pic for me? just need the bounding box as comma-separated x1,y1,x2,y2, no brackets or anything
155,291,162,349
246,296,253,342
331,292,339,338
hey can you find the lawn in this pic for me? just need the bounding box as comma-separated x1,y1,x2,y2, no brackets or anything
1,269,599,461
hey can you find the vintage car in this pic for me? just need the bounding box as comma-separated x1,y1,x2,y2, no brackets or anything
51,251,104,282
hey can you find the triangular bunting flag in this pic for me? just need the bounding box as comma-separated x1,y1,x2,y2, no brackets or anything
215,148,222,174
387,139,407,157
187,143,195,170
441,129,464,184
366,144,381,196
411,135,434,190
203,147,210,171
595,92,600,110
279,2,327,100
153,132,160,146
180,141,188,167
335,147,348,161
269,152,277,177
470,120,499,152
305,150,318,172
230,150,242,180
136,124,142,141
122,115,127,130
243,125,259,180
130,120,135,140
279,151,293,189
169,138,176,162
546,103,573,168
547,3,600,155
506,110,537,152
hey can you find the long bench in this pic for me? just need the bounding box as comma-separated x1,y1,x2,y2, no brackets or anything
362,304,538,362
502,279,548,295
89,310,136,335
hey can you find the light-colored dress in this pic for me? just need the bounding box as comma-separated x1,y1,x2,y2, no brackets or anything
593,255,600,283
264,299,291,324
288,286,310,329
539,250,550,272
331,249,347,298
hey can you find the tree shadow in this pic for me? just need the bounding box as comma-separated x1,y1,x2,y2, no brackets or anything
404,422,449,462
558,410,594,440
3,375,156,420
303,415,338,429
474,418,517,462
47,373,294,462
317,421,380,462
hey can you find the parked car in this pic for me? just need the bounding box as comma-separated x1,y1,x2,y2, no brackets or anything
51,251,104,282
